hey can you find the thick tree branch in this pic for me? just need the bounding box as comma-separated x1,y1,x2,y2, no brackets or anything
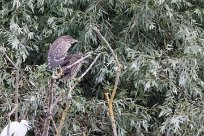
92,27,121,136
42,78,54,136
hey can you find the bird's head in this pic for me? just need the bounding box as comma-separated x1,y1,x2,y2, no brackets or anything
61,35,79,45
20,120,32,130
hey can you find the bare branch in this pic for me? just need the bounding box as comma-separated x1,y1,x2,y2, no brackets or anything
92,27,121,136
3,53,18,69
70,53,102,91
56,53,101,136
78,53,101,81
65,52,92,70
51,117,58,134
52,53,92,80
42,78,55,136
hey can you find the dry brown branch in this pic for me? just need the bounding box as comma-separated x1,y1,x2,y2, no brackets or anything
92,27,121,136
56,53,101,136
42,78,54,136
7,104,18,136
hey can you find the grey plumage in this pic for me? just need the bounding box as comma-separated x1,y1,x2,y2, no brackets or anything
48,35,78,69
47,35,84,79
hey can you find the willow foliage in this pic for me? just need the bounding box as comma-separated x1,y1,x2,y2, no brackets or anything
0,0,204,135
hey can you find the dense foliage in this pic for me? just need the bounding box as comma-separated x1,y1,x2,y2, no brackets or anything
0,0,204,135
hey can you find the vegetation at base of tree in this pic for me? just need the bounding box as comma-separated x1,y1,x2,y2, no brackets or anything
0,0,204,135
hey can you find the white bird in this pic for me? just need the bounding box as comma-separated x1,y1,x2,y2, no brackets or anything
0,120,31,136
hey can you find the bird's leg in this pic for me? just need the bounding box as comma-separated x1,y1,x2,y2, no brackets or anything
51,67,63,79
56,66,63,79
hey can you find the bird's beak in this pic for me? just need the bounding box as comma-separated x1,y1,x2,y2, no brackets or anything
74,39,79,43
25,124,32,130
72,39,79,45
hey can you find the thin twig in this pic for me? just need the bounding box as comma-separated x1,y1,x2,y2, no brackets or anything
78,53,101,81
3,53,18,69
51,117,58,134
56,53,101,136
42,78,55,136
65,53,92,70
52,53,92,80
92,27,121,136
70,53,102,92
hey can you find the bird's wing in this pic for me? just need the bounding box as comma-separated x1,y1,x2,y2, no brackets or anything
60,53,83,67
48,38,71,69
60,53,84,79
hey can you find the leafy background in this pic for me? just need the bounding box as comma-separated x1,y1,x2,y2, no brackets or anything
0,0,204,135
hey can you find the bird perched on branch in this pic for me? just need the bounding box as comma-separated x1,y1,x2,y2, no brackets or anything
47,35,84,79
0,120,31,136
